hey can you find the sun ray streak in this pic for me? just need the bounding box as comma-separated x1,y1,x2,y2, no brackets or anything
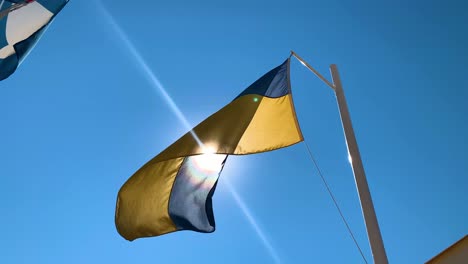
96,2,281,262
95,1,202,146
225,179,282,264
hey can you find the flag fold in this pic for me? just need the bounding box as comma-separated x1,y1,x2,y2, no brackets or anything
0,0,68,81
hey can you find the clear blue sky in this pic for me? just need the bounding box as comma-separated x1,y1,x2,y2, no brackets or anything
1,0,467,263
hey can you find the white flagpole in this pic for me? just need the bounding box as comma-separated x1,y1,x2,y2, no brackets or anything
291,51,388,264
330,64,388,264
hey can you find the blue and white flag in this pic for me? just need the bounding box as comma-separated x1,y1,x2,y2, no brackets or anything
0,0,68,81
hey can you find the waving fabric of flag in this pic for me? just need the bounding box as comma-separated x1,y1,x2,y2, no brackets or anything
115,58,304,241
0,0,68,81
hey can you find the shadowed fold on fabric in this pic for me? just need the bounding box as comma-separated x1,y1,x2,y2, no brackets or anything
116,58,304,241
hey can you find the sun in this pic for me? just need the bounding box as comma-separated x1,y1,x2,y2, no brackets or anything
192,146,225,172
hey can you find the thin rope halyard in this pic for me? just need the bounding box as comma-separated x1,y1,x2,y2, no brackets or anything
303,140,368,264
289,51,369,262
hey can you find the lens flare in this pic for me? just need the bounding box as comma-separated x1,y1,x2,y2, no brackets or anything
96,3,281,262
95,0,201,146
192,146,224,172
225,180,282,264
185,153,226,189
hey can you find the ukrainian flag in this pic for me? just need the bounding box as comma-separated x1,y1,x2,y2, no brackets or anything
116,58,303,241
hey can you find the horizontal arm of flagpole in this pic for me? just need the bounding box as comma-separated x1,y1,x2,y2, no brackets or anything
290,51,335,90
